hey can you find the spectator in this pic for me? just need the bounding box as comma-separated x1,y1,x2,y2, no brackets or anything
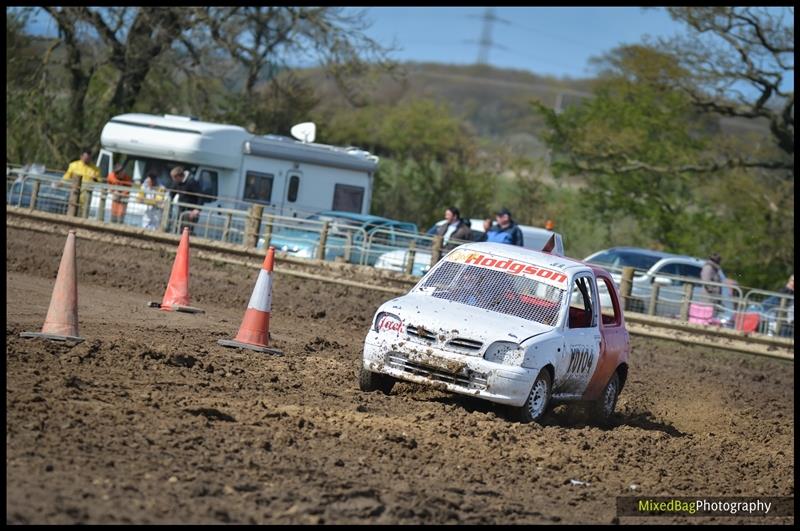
436,206,472,250
106,162,133,224
62,148,101,214
762,274,794,311
168,166,201,233
481,208,524,246
139,173,166,230
700,253,723,310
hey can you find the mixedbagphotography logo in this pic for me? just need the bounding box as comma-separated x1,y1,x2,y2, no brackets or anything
617,497,795,517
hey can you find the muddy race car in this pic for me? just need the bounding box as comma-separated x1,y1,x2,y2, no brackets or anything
359,242,630,423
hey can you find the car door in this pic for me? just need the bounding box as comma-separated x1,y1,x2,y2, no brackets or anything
583,274,627,401
554,273,601,396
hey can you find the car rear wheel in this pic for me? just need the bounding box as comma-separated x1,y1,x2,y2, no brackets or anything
590,372,620,424
514,370,552,423
358,367,395,395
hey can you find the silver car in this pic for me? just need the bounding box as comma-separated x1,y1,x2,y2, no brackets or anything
583,247,736,323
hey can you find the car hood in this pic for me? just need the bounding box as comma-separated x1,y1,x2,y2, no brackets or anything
379,292,554,349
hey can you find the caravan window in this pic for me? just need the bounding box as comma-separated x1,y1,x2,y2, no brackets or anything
287,175,300,203
332,184,364,213
197,170,218,204
244,171,274,204
98,153,111,179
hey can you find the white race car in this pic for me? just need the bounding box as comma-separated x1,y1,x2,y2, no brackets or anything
360,242,631,423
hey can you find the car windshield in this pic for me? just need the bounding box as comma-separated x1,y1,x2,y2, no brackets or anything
416,260,566,326
587,250,662,274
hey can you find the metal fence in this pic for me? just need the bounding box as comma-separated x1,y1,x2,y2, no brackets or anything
7,167,794,340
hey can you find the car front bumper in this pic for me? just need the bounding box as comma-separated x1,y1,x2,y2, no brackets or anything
362,335,537,407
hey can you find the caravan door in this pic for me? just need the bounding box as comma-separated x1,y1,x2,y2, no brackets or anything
282,170,303,218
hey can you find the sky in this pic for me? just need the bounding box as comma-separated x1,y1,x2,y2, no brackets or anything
353,7,683,79
20,6,683,80
20,6,792,89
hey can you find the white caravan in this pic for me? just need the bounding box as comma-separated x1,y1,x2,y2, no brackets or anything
97,113,379,216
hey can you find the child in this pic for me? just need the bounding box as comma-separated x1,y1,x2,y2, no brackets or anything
139,173,166,230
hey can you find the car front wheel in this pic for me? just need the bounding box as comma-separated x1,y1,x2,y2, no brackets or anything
514,370,552,423
358,367,395,395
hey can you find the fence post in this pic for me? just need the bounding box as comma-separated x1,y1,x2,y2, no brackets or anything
316,221,330,261
429,235,443,269
222,212,232,242
244,204,264,248
343,232,353,263
29,181,40,211
679,282,694,321
262,214,273,249
776,297,787,337
404,240,416,276
648,283,660,316
96,188,107,222
159,196,172,232
67,175,82,217
619,267,634,312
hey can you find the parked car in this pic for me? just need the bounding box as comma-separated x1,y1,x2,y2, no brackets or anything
7,168,71,214
583,247,736,323
374,221,565,276
360,242,630,424
262,210,419,265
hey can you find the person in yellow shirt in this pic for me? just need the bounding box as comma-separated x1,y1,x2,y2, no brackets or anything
62,148,101,214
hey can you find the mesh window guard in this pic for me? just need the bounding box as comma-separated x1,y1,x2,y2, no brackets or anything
418,261,565,326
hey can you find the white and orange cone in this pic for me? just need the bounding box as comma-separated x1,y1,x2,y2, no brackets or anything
148,227,204,314
21,230,84,343
218,246,283,355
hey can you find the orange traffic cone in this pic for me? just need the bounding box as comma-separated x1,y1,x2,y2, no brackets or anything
218,246,283,355
147,227,204,314
21,230,84,343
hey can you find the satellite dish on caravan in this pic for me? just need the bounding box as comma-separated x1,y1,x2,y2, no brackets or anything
290,122,316,143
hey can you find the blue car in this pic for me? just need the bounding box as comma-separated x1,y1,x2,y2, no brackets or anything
262,210,419,266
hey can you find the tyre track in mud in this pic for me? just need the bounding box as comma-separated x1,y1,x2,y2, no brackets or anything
5,226,794,524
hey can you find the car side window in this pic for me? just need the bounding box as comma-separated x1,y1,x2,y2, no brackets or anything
596,277,621,326
678,264,703,279
568,275,597,329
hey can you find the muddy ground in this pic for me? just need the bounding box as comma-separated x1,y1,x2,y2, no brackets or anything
5,225,794,524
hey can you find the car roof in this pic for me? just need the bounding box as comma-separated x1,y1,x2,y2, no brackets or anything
454,241,584,271
317,210,405,225
592,247,706,265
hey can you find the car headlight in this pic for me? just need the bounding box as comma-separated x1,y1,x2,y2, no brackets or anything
483,341,523,365
374,312,403,333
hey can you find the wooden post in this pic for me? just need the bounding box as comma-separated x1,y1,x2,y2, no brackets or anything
96,189,107,222
430,235,443,269
261,214,273,249
776,297,787,337
648,283,660,316
619,267,634,312
29,181,40,211
316,221,330,260
67,175,82,217
343,232,353,263
159,195,172,232
244,204,264,248
404,240,417,275
222,212,232,242
679,282,694,321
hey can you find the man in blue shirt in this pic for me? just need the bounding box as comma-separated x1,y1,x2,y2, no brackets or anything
481,208,524,246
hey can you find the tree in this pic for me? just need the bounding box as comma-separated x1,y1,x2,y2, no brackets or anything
531,7,794,288
8,7,394,165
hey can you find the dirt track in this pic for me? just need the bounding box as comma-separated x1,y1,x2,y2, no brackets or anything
5,225,794,524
